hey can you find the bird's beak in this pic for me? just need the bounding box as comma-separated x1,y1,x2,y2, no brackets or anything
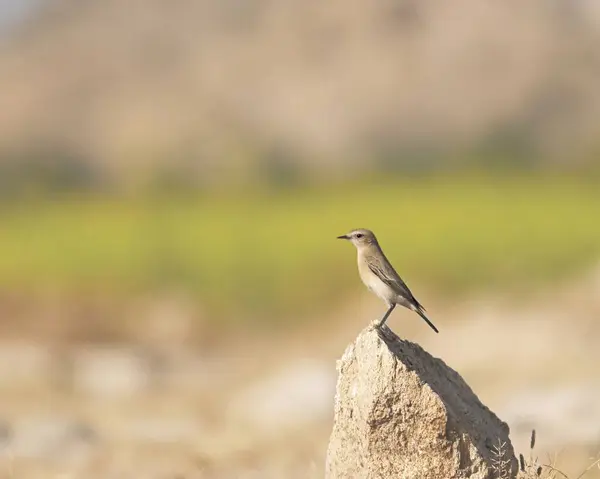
337,234,349,240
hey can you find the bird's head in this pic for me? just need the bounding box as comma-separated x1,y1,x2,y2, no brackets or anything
337,228,378,249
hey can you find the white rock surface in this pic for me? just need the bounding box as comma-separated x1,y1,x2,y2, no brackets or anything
326,322,517,479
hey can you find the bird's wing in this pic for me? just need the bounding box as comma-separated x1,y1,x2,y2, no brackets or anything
367,257,424,310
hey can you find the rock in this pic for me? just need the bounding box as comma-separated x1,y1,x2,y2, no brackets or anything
326,322,517,479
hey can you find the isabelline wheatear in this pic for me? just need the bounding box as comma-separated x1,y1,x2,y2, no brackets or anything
337,228,439,333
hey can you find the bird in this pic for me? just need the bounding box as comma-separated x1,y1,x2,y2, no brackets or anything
337,228,439,333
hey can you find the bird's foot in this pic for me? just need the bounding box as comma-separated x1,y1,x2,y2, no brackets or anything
369,318,382,330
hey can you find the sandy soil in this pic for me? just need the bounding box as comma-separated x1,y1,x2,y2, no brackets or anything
1,265,599,478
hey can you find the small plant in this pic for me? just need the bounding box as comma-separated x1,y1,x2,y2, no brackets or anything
517,429,544,478
515,429,600,479
492,438,512,479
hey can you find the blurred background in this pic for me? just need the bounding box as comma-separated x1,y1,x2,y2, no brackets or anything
0,0,600,477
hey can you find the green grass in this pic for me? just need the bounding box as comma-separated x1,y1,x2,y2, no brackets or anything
1,174,599,322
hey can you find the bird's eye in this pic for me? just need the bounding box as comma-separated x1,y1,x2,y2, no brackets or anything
355,233,363,239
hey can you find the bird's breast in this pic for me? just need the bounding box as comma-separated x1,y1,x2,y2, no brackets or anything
357,254,394,303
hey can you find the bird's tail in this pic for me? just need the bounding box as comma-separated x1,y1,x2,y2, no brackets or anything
412,304,439,333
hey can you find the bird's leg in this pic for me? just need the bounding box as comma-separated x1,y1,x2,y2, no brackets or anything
377,304,396,328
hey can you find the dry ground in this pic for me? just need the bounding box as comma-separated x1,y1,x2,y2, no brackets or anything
1,265,600,478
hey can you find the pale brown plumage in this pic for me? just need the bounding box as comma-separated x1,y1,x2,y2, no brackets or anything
337,228,438,333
